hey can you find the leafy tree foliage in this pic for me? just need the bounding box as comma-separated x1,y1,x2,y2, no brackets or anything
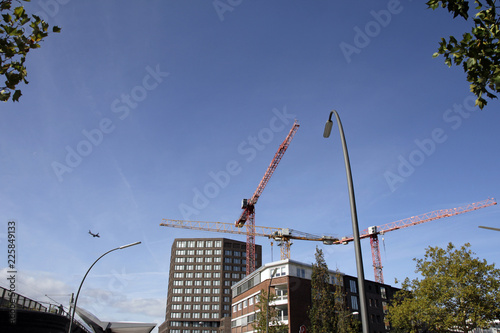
332,269,360,333
387,242,500,333
253,289,288,333
1,0,60,102
309,248,359,333
309,248,336,333
427,0,500,108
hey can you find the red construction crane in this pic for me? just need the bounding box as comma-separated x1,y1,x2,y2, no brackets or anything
236,120,299,274
334,198,497,284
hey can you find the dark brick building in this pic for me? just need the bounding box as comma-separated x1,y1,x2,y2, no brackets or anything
230,259,399,333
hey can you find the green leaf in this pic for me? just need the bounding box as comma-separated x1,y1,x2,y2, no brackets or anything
52,26,61,33
12,89,21,102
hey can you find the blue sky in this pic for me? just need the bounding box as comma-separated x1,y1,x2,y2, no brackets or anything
1,0,499,329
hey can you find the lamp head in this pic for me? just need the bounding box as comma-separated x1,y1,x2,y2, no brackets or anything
119,241,141,249
323,111,335,138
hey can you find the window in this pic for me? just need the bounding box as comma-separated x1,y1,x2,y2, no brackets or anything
204,280,211,286
212,288,220,294
187,241,195,248
225,250,232,255
182,312,191,318
350,280,357,293
202,313,210,318
243,300,247,308
184,296,192,302
171,321,181,326
195,272,203,278
173,280,183,286
206,240,213,247
223,297,230,303
176,250,186,255
195,265,203,270
297,268,305,278
204,265,212,270
174,265,184,270
238,302,242,310
233,305,237,313
380,287,387,299
232,273,240,279
172,296,182,302
193,304,201,310
215,241,222,247
185,280,193,286
351,295,359,310
234,251,240,256
203,296,211,302
223,288,231,294
176,241,186,248
214,257,221,262
186,265,194,270
172,288,182,294
186,272,193,278
206,250,213,255
175,257,185,263
196,257,203,262
212,296,220,302
205,257,213,263
274,266,286,277
224,258,232,263
171,312,181,318
211,313,219,319
196,249,204,255
171,304,181,310
214,249,221,255
184,288,192,294
187,250,195,255
173,272,184,278
234,258,241,264
194,296,201,302
194,288,202,294
213,265,221,270
192,313,200,318
213,280,220,286
194,280,202,286
204,273,212,278
203,288,211,294
197,240,204,247
249,297,253,305
183,304,191,310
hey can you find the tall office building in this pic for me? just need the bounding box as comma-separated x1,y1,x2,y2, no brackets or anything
158,238,262,333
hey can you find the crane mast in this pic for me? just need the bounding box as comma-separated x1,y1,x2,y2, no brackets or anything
236,120,299,274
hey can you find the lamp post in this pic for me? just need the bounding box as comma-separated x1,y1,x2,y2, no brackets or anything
67,241,141,333
323,110,369,333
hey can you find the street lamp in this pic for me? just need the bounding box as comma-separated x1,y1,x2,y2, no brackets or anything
323,110,369,333
67,241,141,333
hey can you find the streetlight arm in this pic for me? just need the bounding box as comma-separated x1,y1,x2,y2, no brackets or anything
68,242,141,333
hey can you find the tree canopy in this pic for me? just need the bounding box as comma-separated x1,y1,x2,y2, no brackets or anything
387,242,500,333
309,247,359,333
427,0,500,109
253,289,288,333
1,0,60,102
